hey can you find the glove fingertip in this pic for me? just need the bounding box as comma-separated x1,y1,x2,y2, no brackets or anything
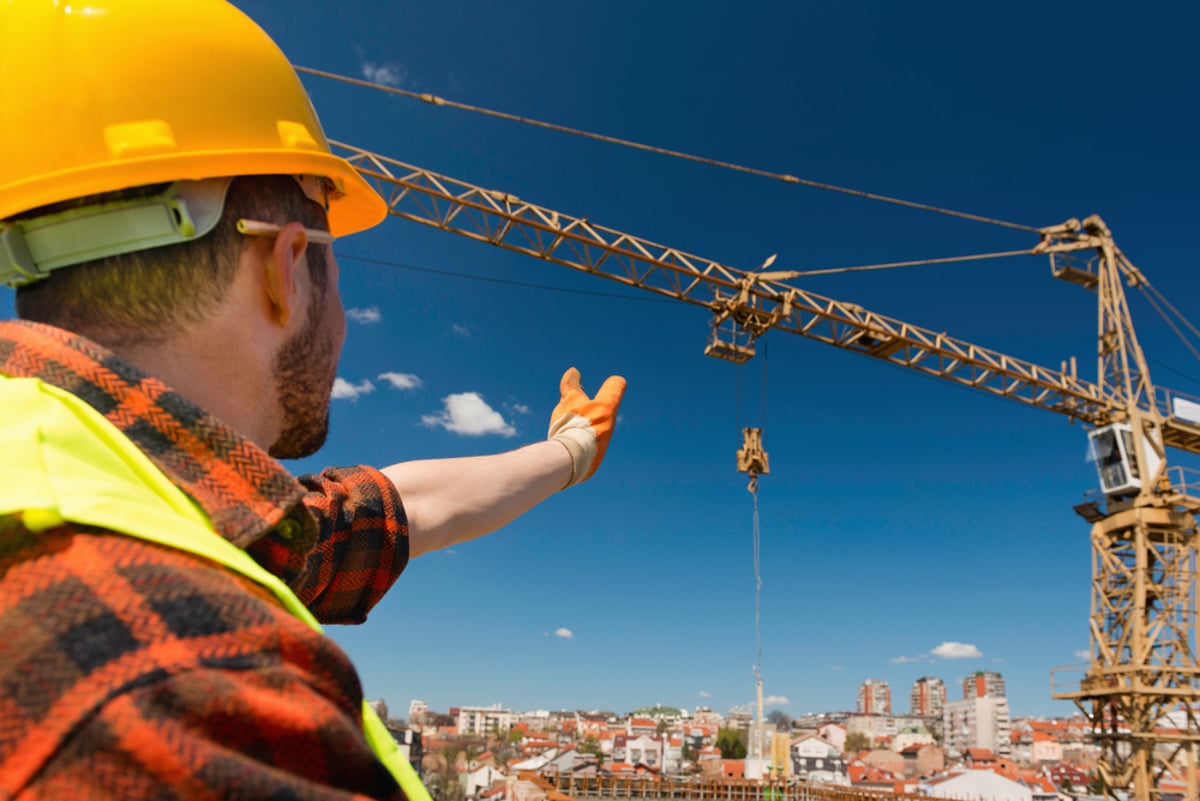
596,375,627,404
560,366,582,394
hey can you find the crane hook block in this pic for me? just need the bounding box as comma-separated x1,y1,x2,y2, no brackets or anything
737,427,770,478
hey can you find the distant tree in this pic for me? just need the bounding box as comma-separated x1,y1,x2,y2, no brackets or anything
1087,776,1106,796
716,728,748,759
844,732,871,753
766,710,792,731
656,719,670,736
428,746,466,801
506,729,524,745
578,737,603,756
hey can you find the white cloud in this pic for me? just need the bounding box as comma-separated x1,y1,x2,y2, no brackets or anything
830,665,843,671
555,628,574,640
452,323,471,337
891,655,924,664
361,61,406,87
378,372,423,391
932,641,983,659
1074,649,1091,660
346,306,382,324
510,403,530,415
422,392,517,437
698,691,712,698
332,377,375,401
764,695,790,706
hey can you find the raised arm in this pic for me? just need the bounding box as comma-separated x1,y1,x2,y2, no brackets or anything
384,368,625,558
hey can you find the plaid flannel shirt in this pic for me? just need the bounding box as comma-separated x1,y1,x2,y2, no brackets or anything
0,320,411,800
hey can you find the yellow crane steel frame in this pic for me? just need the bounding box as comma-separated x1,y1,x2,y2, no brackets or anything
336,141,1200,800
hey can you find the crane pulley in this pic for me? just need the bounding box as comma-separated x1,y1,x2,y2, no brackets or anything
737,427,770,493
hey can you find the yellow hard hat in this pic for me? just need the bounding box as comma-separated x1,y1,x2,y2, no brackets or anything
0,0,386,239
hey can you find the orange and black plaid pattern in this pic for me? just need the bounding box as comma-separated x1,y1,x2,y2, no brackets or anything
0,320,410,800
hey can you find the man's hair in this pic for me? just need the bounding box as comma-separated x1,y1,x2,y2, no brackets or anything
15,175,329,347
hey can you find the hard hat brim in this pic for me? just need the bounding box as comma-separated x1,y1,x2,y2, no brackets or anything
0,150,387,239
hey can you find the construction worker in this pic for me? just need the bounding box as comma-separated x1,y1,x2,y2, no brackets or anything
0,1,624,799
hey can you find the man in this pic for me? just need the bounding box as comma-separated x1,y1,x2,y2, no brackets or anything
0,1,625,799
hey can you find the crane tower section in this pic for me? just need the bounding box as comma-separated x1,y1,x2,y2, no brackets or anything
1040,217,1200,801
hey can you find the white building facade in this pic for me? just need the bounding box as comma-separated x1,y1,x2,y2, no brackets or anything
456,704,517,736
943,696,1011,757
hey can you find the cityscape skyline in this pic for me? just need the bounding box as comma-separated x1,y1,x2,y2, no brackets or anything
393,670,1023,722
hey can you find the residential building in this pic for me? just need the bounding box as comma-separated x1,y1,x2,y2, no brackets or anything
846,714,927,746
817,723,846,753
963,671,1006,700
626,717,658,737
612,734,664,768
858,679,891,715
910,677,946,717
456,704,516,736
923,768,1032,801
899,744,944,779
408,699,428,725
461,764,505,799
892,726,934,752
726,709,753,730
944,696,1012,758
790,733,849,785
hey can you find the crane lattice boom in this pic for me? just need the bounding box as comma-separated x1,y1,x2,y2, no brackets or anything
335,141,1200,455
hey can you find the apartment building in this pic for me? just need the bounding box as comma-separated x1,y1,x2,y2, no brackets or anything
963,671,1006,700
910,677,946,717
944,696,1012,757
858,679,892,715
456,704,517,736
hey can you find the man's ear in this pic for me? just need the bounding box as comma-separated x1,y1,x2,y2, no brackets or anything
262,222,311,328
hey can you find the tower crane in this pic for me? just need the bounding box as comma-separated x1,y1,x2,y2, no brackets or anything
334,141,1200,801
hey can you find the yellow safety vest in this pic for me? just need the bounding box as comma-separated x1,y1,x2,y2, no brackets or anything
0,374,431,801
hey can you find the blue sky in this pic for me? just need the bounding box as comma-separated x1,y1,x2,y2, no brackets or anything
7,1,1200,721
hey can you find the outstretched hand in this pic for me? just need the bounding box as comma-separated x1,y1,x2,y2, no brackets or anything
547,367,626,488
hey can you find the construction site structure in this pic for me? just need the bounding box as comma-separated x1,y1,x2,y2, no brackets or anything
334,142,1200,800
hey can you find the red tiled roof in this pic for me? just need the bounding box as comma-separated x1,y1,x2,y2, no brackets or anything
848,764,899,785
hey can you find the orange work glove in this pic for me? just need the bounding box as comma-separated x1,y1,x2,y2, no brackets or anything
547,367,627,488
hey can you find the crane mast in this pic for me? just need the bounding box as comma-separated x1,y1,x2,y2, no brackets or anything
1039,217,1200,800
337,141,1200,800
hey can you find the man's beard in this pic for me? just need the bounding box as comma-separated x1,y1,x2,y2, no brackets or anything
268,252,338,459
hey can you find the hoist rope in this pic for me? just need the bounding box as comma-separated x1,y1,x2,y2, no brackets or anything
295,65,1042,233
752,481,762,686
751,345,767,689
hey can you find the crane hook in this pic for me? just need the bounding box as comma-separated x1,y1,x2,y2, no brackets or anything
737,427,769,493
